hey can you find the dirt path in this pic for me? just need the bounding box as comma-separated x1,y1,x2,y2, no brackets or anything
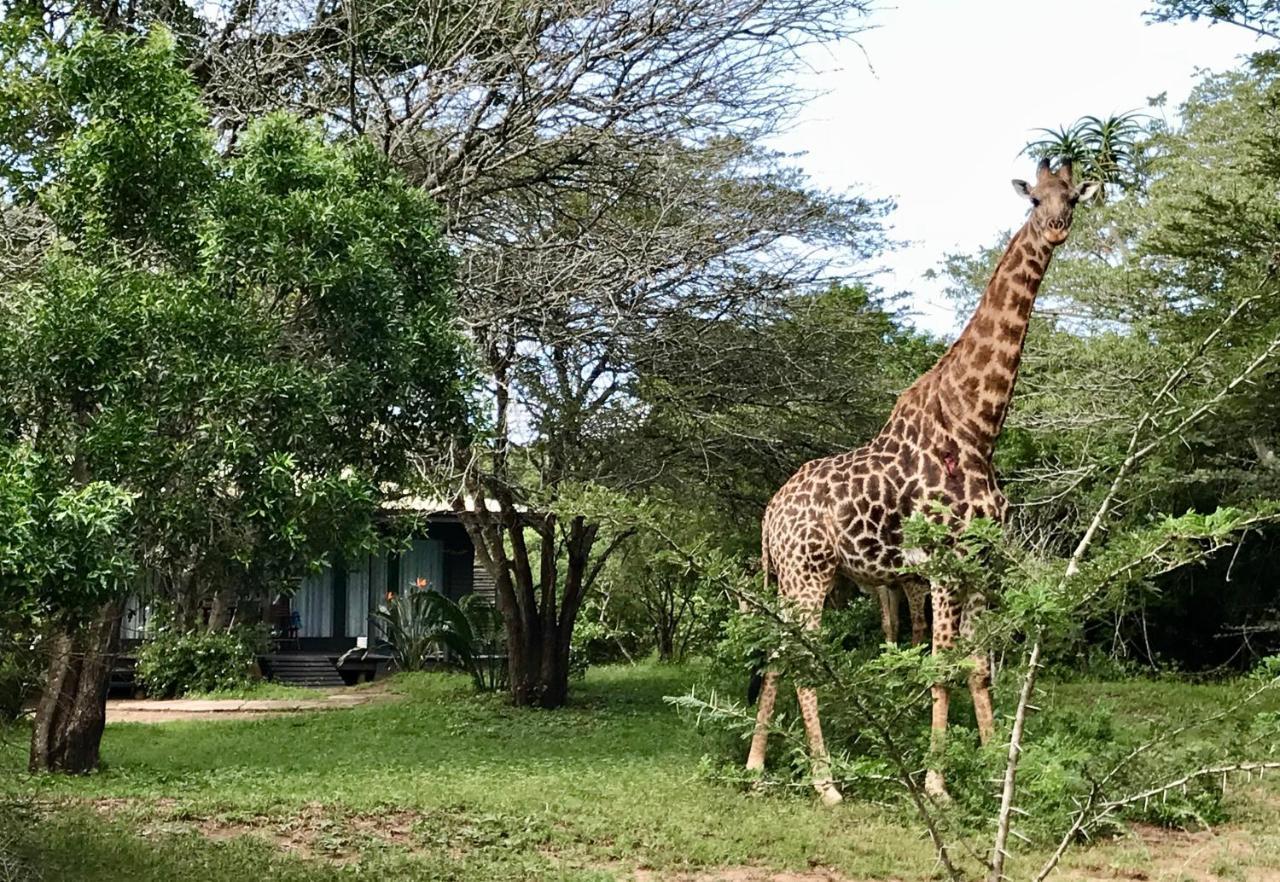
106,691,388,723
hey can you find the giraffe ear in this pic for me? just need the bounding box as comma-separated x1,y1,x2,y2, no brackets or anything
1075,181,1102,203
1012,179,1033,200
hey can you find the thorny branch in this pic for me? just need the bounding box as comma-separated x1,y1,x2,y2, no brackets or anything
992,278,1280,881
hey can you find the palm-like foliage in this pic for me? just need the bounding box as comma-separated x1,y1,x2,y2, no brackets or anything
374,586,476,672
374,586,507,691
1022,111,1147,193
459,593,509,692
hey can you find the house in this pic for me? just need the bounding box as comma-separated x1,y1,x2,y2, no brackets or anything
284,508,491,653
119,500,497,688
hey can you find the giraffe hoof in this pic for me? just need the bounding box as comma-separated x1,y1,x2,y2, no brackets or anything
816,784,843,807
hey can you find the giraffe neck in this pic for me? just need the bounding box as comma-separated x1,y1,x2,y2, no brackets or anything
898,222,1055,459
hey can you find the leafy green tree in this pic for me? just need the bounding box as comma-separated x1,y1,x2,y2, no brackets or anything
0,23,467,771
10,0,885,710
630,284,940,524
1147,0,1280,42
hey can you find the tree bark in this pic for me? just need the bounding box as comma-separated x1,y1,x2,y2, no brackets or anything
656,626,675,662
29,600,123,774
458,496,598,709
207,586,237,631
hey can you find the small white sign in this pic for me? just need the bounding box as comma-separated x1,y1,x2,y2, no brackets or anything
355,636,368,649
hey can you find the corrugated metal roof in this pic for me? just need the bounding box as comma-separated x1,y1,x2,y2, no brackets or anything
379,495,526,514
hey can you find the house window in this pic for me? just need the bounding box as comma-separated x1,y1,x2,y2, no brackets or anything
294,568,335,638
396,539,444,594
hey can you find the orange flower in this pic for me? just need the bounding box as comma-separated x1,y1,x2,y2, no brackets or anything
414,577,428,589
386,591,396,601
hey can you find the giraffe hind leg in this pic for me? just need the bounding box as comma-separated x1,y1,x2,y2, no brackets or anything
750,563,841,805
904,580,928,646
786,571,842,806
746,671,778,772
796,680,842,806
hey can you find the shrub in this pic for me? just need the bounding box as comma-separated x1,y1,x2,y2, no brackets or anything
0,643,42,723
375,587,507,691
458,594,508,692
135,629,258,698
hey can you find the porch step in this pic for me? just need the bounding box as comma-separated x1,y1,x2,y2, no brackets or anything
261,655,345,688
109,654,139,696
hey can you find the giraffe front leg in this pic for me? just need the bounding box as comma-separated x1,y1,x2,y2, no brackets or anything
796,684,842,806
746,671,779,773
926,580,960,800
961,593,996,744
876,585,900,644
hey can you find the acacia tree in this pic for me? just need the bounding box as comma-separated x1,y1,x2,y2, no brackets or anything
18,0,885,706
449,138,894,705
0,22,467,771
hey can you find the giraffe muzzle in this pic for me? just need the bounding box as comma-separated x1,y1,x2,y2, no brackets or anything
1044,222,1069,245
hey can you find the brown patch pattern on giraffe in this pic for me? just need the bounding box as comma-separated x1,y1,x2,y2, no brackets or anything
747,158,1098,803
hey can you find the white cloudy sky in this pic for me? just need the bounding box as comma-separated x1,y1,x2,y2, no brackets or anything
769,0,1260,337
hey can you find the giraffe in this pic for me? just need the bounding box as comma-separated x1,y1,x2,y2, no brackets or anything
747,158,1099,805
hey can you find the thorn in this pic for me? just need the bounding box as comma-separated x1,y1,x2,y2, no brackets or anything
1012,828,1033,844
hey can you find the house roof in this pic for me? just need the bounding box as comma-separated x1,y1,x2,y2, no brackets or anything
378,495,522,515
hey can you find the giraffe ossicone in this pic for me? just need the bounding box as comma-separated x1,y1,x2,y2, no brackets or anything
749,156,1098,803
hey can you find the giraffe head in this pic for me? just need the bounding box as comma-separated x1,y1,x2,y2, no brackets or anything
1011,158,1100,246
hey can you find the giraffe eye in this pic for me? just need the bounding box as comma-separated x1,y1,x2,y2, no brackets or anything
1030,197,1041,207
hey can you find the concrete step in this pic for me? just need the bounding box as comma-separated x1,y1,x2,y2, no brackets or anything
262,655,345,688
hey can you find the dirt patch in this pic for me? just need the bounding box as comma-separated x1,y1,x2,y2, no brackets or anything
1064,822,1280,882
126,802,428,865
634,869,860,882
105,690,394,723
107,709,296,723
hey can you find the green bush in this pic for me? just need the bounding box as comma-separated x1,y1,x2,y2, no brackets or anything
374,588,507,692
0,644,42,723
458,594,508,692
135,629,258,698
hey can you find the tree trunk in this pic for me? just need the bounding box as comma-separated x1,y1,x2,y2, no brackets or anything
29,600,122,774
656,626,675,662
460,497,597,709
207,586,237,631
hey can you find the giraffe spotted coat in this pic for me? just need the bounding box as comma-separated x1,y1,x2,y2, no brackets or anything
748,158,1100,804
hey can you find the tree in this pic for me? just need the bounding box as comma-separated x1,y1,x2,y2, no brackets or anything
0,22,467,771
1146,0,1280,42
629,284,940,521
447,142,891,706
14,0,885,708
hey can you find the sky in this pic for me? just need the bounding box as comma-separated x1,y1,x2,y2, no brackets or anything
770,0,1261,337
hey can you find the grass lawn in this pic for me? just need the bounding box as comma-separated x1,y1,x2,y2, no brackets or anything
2,663,1279,881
